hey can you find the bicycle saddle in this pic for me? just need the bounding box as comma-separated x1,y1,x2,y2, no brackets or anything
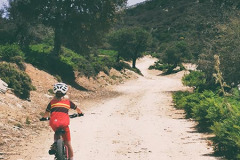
55,128,65,135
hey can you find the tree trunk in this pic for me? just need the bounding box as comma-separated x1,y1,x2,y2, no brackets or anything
53,26,62,57
132,54,137,68
116,54,120,63
132,52,138,68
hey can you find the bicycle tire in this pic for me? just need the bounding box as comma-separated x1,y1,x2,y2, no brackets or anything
56,139,66,160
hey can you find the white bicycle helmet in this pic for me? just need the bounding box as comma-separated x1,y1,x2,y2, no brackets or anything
53,83,68,94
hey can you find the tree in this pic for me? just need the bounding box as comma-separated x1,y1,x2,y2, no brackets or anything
9,0,127,56
109,27,151,68
161,41,190,74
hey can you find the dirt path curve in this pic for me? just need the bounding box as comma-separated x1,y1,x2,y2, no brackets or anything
28,56,220,160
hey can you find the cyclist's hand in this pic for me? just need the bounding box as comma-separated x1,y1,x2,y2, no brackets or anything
39,117,49,121
78,113,84,117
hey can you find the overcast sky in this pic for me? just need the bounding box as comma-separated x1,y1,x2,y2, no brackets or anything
127,0,146,6
0,0,8,9
0,0,147,9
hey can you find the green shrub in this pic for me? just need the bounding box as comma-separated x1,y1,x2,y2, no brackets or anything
230,87,240,100
0,63,34,99
182,71,206,90
26,117,31,125
30,44,53,54
98,49,117,58
48,89,54,94
55,75,62,82
173,91,201,118
173,91,191,109
211,115,240,159
114,61,132,71
174,88,240,159
0,44,26,70
191,91,222,127
91,56,114,75
0,44,24,61
205,97,229,124
10,56,26,71
149,60,185,74
149,61,170,71
173,90,229,127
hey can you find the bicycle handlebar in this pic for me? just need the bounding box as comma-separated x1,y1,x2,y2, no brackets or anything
40,113,84,121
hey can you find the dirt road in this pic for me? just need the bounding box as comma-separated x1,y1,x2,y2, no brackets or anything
13,56,220,160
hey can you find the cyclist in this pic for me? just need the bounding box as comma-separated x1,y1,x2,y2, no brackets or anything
40,82,84,160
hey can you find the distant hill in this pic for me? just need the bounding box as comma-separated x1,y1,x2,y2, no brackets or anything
118,0,237,59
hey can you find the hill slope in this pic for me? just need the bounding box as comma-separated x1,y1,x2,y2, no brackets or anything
119,0,234,58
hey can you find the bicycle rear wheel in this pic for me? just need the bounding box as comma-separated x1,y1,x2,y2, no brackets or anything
56,139,67,160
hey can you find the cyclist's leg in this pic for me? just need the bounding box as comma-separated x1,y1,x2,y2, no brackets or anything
62,126,74,158
64,141,73,159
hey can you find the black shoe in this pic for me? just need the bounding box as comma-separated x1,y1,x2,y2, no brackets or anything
48,142,56,155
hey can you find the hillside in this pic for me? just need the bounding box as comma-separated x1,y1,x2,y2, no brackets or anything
0,62,138,159
119,0,235,58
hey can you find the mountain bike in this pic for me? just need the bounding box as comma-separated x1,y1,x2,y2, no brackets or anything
40,113,82,160
51,128,69,160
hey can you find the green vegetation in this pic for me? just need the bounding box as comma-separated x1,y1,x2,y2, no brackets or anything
173,66,240,159
173,88,240,159
182,71,206,91
0,0,146,99
0,63,34,99
8,0,127,56
108,27,152,68
0,42,135,99
0,44,26,70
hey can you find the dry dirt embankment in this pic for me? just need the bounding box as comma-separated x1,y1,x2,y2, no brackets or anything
2,56,221,160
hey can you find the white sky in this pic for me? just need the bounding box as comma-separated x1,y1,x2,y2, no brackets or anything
0,0,146,9
127,0,146,6
0,0,8,9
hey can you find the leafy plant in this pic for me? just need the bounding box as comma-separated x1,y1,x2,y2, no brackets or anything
211,115,240,159
0,63,34,99
0,44,24,61
182,71,206,91
108,27,152,68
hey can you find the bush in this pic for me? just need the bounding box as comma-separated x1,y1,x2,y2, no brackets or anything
0,44,26,70
173,91,201,118
0,44,24,61
174,88,240,159
149,61,170,71
30,44,53,54
0,63,34,99
182,71,206,90
173,90,230,128
191,91,226,127
10,56,26,71
113,61,132,71
211,115,240,159
173,91,191,109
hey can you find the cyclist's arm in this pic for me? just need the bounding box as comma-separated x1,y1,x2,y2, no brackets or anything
76,106,83,114
70,101,84,115
42,103,51,118
42,111,50,118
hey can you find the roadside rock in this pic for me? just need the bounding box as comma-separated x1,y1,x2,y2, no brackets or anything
0,79,8,93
